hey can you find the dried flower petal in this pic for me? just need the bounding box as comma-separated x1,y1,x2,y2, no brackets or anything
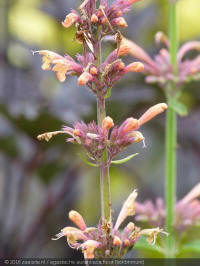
139,227,168,245
37,131,67,142
115,190,138,230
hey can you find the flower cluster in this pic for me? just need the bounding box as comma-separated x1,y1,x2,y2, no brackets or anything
135,183,200,233
52,190,167,259
34,0,144,97
119,32,200,91
37,103,167,163
62,0,142,32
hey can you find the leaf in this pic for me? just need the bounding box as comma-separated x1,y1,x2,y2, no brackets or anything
78,154,98,167
111,153,138,165
168,98,188,116
181,240,200,254
105,87,111,99
134,236,164,255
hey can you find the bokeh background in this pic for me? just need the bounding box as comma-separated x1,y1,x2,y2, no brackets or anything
0,0,200,259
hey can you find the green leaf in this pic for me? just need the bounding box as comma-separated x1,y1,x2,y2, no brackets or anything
181,240,200,253
134,236,164,255
111,153,138,165
169,98,188,116
105,87,111,99
78,154,98,167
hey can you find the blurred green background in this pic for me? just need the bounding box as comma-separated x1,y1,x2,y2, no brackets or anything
0,0,200,259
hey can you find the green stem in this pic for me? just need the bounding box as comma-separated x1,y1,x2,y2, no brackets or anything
95,39,112,223
97,97,112,223
165,1,178,258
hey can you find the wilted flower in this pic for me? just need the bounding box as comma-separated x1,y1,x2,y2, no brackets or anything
37,104,167,163
119,32,200,90
52,189,167,259
135,183,200,233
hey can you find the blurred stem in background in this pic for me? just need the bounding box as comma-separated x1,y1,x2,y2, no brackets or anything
165,0,178,258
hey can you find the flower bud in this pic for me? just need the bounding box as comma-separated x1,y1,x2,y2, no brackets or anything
73,129,81,137
62,13,79,28
69,210,87,231
78,72,93,86
138,103,167,126
121,118,139,134
81,240,100,259
91,14,98,23
113,236,121,246
139,227,168,245
115,10,122,16
123,239,130,247
97,10,103,17
126,222,135,232
128,131,144,143
155,31,169,47
113,17,128,28
115,61,125,70
90,66,98,75
118,45,131,56
102,116,114,133
125,62,144,72
101,17,107,24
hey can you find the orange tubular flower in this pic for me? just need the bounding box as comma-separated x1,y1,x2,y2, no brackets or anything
121,118,139,134
34,50,83,82
113,236,122,246
81,240,101,259
91,14,98,23
78,72,94,86
112,17,128,28
102,116,114,134
89,66,98,75
138,103,168,126
69,211,87,231
125,62,144,73
62,13,79,28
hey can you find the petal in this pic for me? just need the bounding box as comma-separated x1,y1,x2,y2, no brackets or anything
178,41,200,62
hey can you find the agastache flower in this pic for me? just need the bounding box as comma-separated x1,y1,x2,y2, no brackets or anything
62,12,79,28
37,104,167,163
34,1,146,98
135,183,200,233
120,32,200,89
33,50,83,82
34,48,143,97
52,189,167,259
